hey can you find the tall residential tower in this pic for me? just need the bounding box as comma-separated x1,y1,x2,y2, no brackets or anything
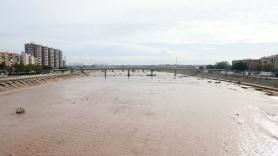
24,43,64,68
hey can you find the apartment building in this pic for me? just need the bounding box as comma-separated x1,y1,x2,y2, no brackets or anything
42,46,49,66
25,43,42,66
20,52,29,65
48,48,55,68
20,52,36,65
0,52,20,67
25,43,64,68
59,50,63,68
260,55,278,69
54,49,60,68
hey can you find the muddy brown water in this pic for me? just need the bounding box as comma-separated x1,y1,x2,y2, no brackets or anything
0,72,277,156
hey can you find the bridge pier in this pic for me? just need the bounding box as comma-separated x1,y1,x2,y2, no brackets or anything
80,67,84,73
174,70,177,76
104,69,107,77
151,69,154,76
128,69,130,77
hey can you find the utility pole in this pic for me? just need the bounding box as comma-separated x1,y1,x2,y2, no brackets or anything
175,56,178,76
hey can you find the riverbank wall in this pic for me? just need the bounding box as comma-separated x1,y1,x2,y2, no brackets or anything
0,73,80,92
164,69,278,91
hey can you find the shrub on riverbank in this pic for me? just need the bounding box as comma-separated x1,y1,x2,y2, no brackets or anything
3,64,53,75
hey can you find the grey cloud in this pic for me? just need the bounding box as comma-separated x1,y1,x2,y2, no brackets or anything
1,0,278,64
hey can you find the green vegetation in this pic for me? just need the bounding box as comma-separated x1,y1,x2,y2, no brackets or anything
206,61,231,70
207,61,277,72
13,64,52,74
249,64,262,71
0,64,54,75
0,63,7,71
261,64,276,72
214,61,231,69
206,64,215,69
232,61,248,71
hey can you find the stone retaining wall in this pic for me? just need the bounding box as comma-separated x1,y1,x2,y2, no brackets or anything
0,73,78,92
164,69,278,89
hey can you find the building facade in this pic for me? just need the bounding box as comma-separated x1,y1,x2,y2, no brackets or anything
20,52,36,65
54,49,60,68
25,43,42,66
260,55,278,69
0,52,20,67
59,50,63,68
42,46,49,66
232,59,261,69
48,48,55,68
25,43,64,68
20,52,29,65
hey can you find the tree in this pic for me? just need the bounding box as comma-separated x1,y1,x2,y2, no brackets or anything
14,64,26,74
249,64,262,71
232,61,248,71
214,61,231,69
0,63,6,70
32,65,43,73
206,64,215,69
42,66,52,73
262,64,276,72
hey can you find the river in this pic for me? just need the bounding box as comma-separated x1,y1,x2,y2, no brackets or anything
0,71,277,156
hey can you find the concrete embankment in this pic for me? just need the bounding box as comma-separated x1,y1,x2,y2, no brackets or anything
164,69,278,92
0,73,80,92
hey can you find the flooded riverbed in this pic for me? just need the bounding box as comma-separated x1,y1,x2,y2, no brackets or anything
0,71,277,156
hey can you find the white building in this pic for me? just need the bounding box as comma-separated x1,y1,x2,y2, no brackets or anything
29,55,36,65
21,52,29,65
20,52,36,65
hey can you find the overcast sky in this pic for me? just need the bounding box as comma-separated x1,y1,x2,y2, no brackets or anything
1,0,278,65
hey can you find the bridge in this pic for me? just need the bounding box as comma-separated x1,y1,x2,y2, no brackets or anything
54,66,199,77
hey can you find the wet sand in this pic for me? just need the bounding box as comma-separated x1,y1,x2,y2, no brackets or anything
0,71,277,156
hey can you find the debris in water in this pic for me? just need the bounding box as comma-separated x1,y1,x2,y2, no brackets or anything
229,88,237,91
215,81,221,84
255,88,263,91
16,107,25,114
265,92,274,96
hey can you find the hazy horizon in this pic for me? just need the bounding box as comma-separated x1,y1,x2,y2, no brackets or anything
1,0,278,65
